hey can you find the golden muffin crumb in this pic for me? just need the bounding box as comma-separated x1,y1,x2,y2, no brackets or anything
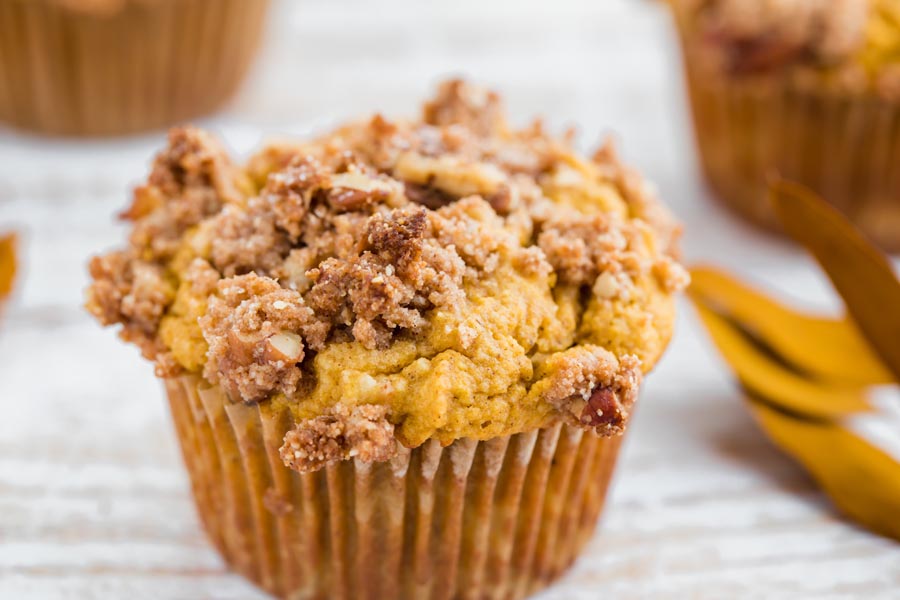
87,80,687,471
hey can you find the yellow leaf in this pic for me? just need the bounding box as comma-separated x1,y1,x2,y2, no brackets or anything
770,180,900,383
690,267,892,386
690,298,873,419
0,233,15,302
749,399,900,542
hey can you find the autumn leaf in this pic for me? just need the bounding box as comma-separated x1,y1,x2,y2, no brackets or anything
688,181,900,542
0,233,15,304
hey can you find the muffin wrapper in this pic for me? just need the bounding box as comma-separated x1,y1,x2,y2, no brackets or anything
165,375,624,600
672,9,900,251
0,0,270,136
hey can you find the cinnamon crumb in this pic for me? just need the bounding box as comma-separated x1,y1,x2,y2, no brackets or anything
305,206,466,349
423,79,506,136
540,348,641,436
592,139,683,256
280,404,397,473
86,251,175,364
537,213,623,287
199,273,316,403
127,127,240,261
695,0,869,74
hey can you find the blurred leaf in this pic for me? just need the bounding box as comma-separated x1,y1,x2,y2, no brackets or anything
770,179,900,382
0,233,15,302
690,294,872,419
691,267,892,386
749,399,900,542
690,181,900,542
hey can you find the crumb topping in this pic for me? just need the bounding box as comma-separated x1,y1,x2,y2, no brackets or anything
86,80,687,472
684,0,900,93
199,273,319,404
127,127,241,262
535,347,642,437
280,404,398,473
87,251,176,373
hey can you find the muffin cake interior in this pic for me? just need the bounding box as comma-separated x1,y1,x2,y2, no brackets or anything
87,81,687,471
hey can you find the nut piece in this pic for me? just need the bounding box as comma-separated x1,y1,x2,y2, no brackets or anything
265,331,304,363
593,271,620,300
394,152,506,199
580,385,628,435
328,172,394,210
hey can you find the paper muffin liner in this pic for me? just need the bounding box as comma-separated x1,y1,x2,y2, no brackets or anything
672,9,900,251
0,0,270,136
165,374,624,600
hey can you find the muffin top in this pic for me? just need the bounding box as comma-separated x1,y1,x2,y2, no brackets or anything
87,81,687,472
682,0,900,95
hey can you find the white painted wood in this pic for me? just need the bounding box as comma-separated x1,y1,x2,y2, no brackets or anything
1,1,898,598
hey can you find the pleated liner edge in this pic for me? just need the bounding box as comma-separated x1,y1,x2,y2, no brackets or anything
166,374,624,600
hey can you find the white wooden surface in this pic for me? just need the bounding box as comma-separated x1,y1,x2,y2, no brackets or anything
1,1,899,598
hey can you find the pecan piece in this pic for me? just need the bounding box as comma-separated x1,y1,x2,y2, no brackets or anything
580,386,628,435
264,331,305,363
404,182,456,210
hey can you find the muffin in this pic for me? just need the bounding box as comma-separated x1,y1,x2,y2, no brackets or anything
86,80,687,599
670,0,900,250
0,0,270,136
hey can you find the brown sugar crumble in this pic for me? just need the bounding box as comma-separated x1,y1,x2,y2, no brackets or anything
86,80,687,472
536,347,641,437
684,0,900,94
701,0,868,71
280,404,398,473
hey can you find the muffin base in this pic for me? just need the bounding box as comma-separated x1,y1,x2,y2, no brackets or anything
0,0,270,136
166,375,624,600
673,10,900,252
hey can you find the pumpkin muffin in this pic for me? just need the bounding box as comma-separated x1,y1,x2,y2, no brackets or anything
0,0,270,136
86,80,688,599
670,0,900,250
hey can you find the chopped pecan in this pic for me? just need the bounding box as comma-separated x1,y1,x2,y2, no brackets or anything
404,182,456,210
580,386,628,434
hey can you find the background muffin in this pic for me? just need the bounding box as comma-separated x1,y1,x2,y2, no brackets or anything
86,80,687,599
670,0,900,250
0,0,270,136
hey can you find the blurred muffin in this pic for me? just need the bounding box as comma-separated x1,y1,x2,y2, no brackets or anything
670,0,900,250
0,0,270,136
86,80,687,599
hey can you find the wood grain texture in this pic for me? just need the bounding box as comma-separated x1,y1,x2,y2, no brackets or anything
1,1,899,598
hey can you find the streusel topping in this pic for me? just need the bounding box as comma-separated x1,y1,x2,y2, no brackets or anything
87,81,687,471
684,0,900,94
